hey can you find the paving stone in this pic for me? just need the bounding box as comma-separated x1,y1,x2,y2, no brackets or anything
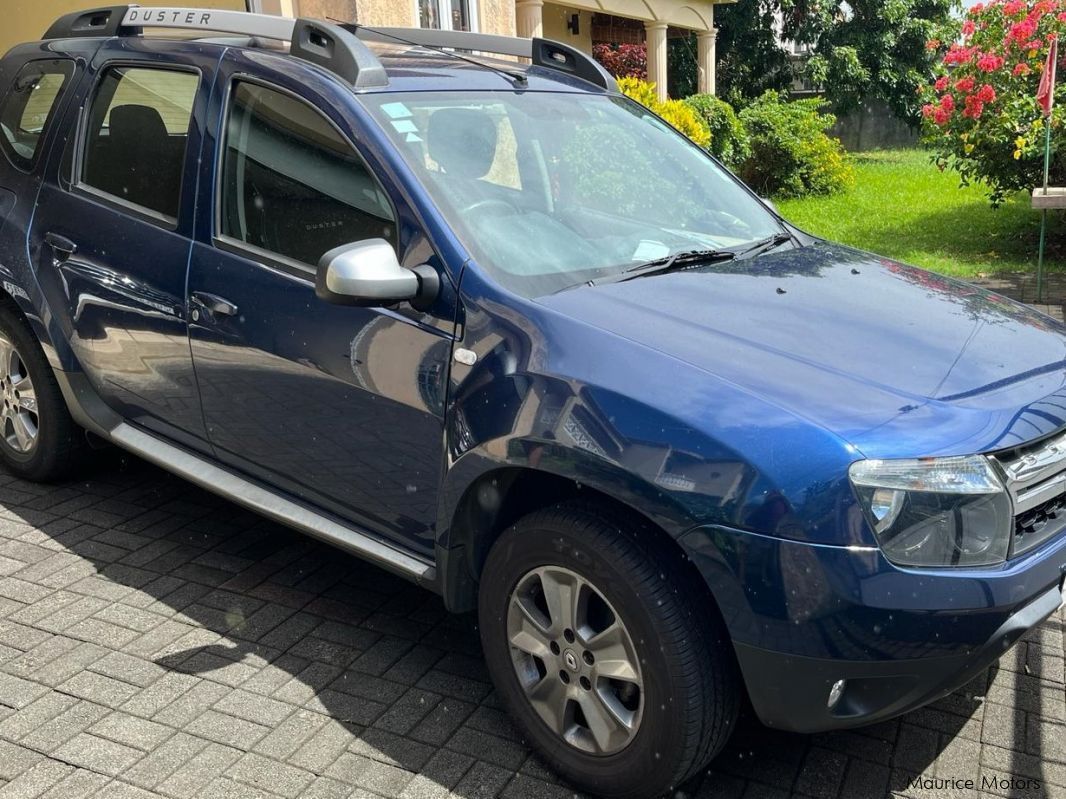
0,461,1059,799
230,752,315,798
88,711,172,751
52,733,143,777
0,759,72,799
0,739,43,781
183,709,271,749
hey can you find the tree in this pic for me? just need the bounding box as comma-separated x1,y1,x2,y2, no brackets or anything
715,0,959,123
714,0,795,107
920,0,1065,205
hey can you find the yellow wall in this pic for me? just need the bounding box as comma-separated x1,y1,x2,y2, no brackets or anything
542,4,592,53
5,0,246,57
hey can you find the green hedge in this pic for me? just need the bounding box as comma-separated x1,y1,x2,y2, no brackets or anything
735,91,854,198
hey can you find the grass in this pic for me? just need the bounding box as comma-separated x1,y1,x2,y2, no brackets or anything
775,149,1064,279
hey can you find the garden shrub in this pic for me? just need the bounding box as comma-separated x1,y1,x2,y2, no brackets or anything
593,43,648,80
920,0,1065,205
616,77,712,148
683,93,750,167
737,91,854,198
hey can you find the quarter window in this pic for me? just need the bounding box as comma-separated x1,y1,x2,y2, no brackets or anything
0,60,74,169
219,81,395,268
81,67,199,220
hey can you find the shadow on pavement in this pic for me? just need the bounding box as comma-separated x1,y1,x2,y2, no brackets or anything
2,454,1043,798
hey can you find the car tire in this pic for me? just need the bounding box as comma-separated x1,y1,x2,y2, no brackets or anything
0,304,88,481
478,501,739,799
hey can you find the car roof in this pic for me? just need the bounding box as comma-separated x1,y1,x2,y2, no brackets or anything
35,6,616,96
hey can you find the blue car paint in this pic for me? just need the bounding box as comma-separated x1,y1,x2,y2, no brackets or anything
0,33,1062,734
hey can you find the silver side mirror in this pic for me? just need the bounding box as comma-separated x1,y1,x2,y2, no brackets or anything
315,239,439,309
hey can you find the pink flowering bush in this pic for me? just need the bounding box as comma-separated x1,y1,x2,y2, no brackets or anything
921,0,1065,204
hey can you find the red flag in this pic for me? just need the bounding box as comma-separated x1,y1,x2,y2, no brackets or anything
1037,36,1058,118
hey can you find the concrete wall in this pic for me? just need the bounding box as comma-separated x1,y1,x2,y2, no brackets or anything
830,100,919,152
6,0,245,57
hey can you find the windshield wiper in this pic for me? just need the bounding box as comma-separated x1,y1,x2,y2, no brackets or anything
735,232,793,260
589,249,737,287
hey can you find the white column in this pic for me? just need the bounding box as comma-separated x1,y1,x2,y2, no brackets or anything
697,28,718,95
516,0,544,39
645,21,668,101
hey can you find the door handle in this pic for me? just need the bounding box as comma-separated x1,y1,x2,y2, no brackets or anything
44,232,77,262
190,291,238,318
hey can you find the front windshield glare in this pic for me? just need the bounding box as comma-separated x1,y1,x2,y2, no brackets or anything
367,91,783,297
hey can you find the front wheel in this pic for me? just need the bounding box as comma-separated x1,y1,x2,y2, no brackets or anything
478,502,739,799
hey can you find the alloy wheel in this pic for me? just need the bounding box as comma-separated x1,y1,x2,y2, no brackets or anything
507,566,644,755
0,334,38,454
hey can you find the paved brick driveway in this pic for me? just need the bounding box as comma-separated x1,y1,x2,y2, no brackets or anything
0,457,1062,799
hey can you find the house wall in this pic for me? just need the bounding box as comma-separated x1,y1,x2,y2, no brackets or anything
296,0,515,35
542,5,593,53
5,0,246,58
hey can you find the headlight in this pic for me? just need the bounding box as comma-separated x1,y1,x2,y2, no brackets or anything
849,456,1012,568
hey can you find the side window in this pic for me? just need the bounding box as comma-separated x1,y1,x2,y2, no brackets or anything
0,60,74,169
220,81,395,268
81,66,199,220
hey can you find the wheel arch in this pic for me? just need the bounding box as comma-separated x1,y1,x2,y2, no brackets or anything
435,450,724,618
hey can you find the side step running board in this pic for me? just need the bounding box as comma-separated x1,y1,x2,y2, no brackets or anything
110,422,436,584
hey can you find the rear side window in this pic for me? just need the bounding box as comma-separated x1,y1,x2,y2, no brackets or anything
0,60,74,169
219,81,395,268
81,66,199,220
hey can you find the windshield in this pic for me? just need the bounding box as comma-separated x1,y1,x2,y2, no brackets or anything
366,91,785,297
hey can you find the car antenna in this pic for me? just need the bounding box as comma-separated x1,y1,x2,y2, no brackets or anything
327,20,529,85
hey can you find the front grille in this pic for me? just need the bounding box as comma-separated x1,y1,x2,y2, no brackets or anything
1014,492,1066,555
992,430,1066,557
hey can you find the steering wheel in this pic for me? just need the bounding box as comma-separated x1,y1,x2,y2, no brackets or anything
462,198,519,217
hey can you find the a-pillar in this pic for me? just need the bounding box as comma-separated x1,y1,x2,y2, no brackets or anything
516,0,544,39
645,20,668,101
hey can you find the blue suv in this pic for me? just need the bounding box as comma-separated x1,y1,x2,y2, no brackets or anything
1,6,1064,797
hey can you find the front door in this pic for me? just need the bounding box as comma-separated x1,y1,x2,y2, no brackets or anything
32,43,218,449
188,52,455,554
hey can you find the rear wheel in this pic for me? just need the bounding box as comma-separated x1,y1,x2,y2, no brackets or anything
0,305,88,481
479,502,739,799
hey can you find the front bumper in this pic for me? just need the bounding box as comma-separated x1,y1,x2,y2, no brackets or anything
681,523,1066,734
734,582,1062,732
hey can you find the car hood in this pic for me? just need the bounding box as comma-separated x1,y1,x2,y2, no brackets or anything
538,243,1066,459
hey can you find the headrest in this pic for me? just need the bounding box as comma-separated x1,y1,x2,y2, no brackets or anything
108,104,170,148
427,108,497,180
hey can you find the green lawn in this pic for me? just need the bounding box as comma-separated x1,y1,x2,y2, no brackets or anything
775,149,1064,278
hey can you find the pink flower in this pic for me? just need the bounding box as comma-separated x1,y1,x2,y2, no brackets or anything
977,53,1005,72
963,20,976,36
977,83,997,103
934,107,952,125
940,93,956,111
955,76,976,93
922,104,936,119
1003,0,1026,16
1014,62,1032,75
935,76,950,91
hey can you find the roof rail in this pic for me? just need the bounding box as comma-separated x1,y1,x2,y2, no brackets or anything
349,26,616,91
41,5,388,89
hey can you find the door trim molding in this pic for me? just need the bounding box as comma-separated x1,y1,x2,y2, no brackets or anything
110,421,437,583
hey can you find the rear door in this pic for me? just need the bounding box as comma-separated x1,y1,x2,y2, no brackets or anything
187,49,458,554
31,41,220,450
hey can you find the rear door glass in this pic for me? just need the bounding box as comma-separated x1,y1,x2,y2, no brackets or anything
80,66,199,221
0,60,74,169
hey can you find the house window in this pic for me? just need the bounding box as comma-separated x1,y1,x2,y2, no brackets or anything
417,0,477,31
